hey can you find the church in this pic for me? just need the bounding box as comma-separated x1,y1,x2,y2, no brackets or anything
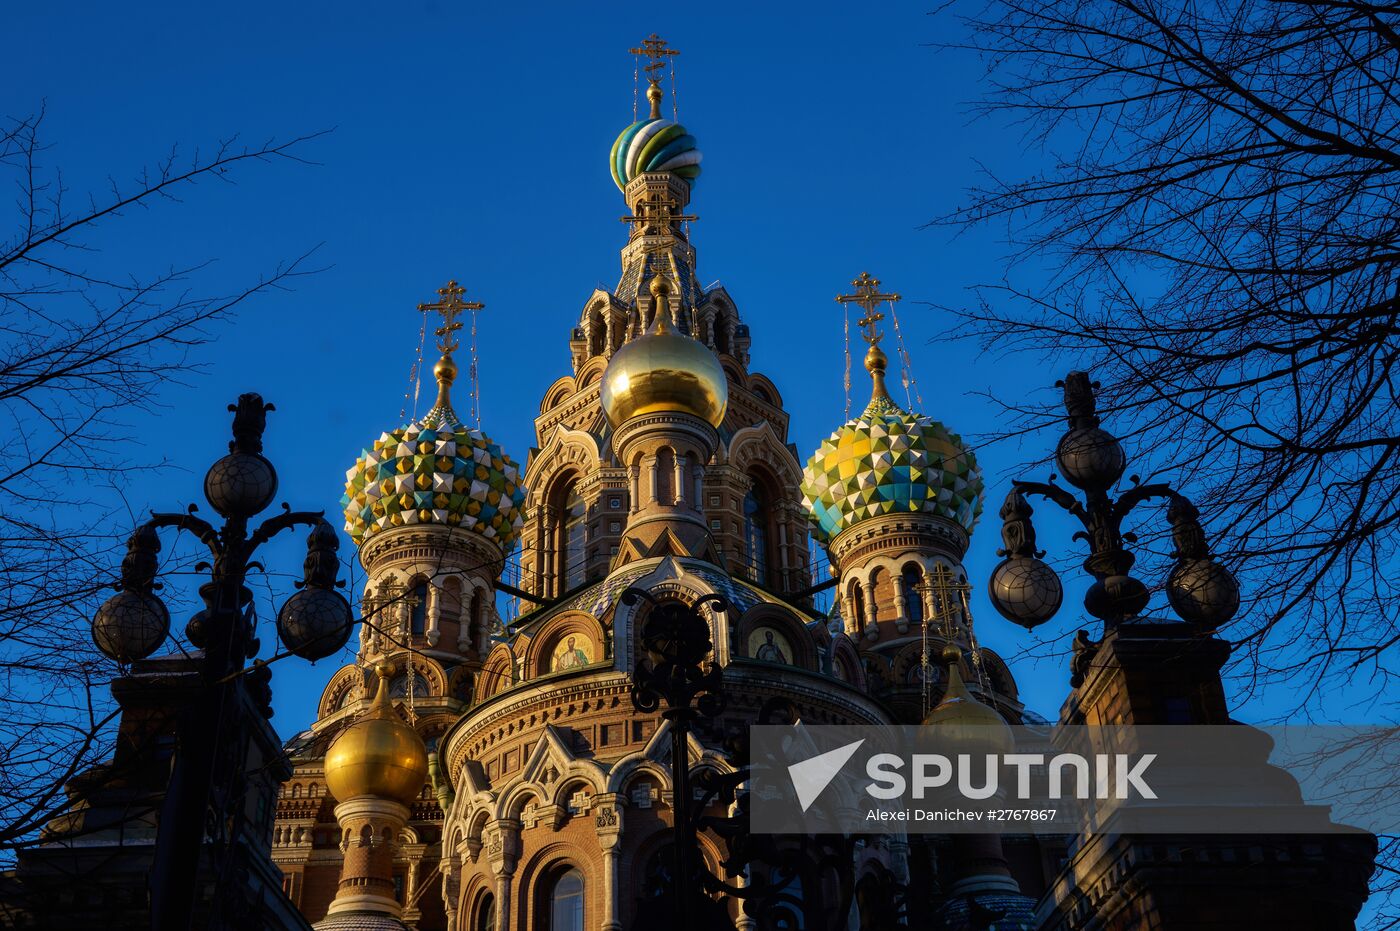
2,34,1378,931
272,35,1045,931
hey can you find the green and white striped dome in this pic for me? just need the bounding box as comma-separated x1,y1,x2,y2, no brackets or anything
610,117,702,190
801,394,983,545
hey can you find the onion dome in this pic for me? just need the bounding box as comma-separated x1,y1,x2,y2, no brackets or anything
602,276,727,428
610,82,702,190
802,342,983,545
341,286,527,549
324,664,429,806
922,645,1013,755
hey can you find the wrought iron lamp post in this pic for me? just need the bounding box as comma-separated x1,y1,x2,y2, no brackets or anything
90,393,354,930
986,372,1241,677
623,587,733,931
622,588,888,931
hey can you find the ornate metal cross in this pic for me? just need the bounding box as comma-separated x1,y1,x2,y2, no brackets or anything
417,280,484,354
630,33,679,82
836,271,901,346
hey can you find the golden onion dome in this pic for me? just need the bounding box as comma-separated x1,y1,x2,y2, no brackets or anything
601,276,727,429
324,664,429,807
922,645,1014,755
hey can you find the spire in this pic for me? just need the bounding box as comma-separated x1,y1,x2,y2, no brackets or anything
416,280,484,428
836,272,902,412
630,33,679,120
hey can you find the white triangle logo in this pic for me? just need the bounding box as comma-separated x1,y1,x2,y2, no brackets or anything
788,739,865,812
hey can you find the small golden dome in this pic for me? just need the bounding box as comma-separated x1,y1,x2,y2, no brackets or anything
601,277,727,429
324,664,429,807
922,655,1014,755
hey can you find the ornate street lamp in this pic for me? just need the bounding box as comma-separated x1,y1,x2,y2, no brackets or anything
624,587,732,931
623,588,897,931
987,372,1241,643
90,393,354,930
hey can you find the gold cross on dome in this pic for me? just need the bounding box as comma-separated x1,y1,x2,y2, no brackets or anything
417,280,484,354
836,272,901,346
629,33,680,81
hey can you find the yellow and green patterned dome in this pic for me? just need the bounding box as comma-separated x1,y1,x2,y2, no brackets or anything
341,342,526,550
801,346,983,544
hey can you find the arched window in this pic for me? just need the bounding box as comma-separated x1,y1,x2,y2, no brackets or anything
440,576,463,632
409,580,428,635
655,448,675,504
715,309,732,355
473,892,495,931
547,868,584,931
562,485,587,592
743,484,770,586
901,565,924,625
588,307,605,356
852,583,866,629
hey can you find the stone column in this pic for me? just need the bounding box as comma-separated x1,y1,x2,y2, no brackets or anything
629,465,641,514
647,457,659,503
731,794,756,931
673,454,687,505
595,795,623,931
892,589,909,635
541,514,556,597
458,583,474,653
494,870,513,931
921,584,938,626
692,466,704,508
399,591,413,637
360,596,375,651
426,584,442,646
888,838,911,886
777,523,791,590
487,818,520,931
441,852,461,931
863,587,879,640
843,593,860,639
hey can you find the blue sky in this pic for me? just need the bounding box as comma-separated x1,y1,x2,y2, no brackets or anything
5,1,1212,735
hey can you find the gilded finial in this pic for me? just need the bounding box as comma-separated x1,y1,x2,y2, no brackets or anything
417,280,485,415
836,272,901,405
630,34,680,120
370,661,395,701
647,274,675,335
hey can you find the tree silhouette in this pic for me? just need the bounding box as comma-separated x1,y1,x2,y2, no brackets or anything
0,107,324,858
